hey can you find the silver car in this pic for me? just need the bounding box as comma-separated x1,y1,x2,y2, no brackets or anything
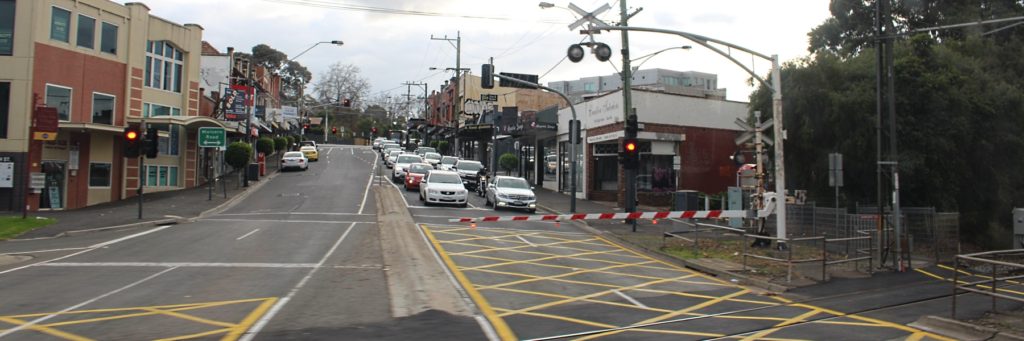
485,176,537,213
392,154,424,182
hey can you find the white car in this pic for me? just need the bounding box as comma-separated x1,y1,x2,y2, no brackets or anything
419,171,469,207
392,154,424,182
438,156,459,171
280,151,309,171
485,176,537,213
423,152,442,168
386,150,402,168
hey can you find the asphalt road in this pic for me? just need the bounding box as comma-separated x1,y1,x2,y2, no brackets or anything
0,145,484,341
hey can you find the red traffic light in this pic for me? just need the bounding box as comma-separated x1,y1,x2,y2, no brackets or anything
332,127,338,134
625,141,637,152
125,130,139,141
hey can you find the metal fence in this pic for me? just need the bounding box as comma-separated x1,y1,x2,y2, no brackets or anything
952,250,1024,318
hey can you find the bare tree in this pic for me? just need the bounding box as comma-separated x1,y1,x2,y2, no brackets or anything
312,63,370,105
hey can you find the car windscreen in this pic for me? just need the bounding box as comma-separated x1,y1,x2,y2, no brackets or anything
389,151,402,157
497,178,530,189
456,162,482,171
429,173,463,184
441,157,458,164
397,155,422,163
300,147,316,151
418,147,436,153
409,164,432,173
284,152,304,158
425,153,441,160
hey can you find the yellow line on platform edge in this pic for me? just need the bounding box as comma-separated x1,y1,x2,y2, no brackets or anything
422,225,517,341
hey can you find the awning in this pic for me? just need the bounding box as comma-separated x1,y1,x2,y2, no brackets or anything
127,115,228,129
58,122,124,134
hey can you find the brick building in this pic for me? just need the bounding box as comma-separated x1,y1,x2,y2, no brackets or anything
0,0,224,211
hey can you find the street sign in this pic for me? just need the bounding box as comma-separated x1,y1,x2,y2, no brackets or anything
829,153,844,187
480,94,498,102
30,172,45,189
198,127,227,148
498,72,539,89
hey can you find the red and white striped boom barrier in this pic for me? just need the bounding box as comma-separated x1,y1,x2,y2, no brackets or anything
449,194,777,224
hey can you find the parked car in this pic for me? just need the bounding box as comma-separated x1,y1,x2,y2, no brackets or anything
386,150,403,168
419,170,468,207
452,160,485,190
380,143,400,158
423,152,442,168
392,154,424,182
438,156,459,171
414,147,437,157
299,146,319,161
280,151,309,171
404,163,433,191
545,155,558,174
485,176,537,213
372,138,387,150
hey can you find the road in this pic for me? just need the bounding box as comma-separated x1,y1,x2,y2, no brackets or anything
0,145,1017,340
0,145,483,340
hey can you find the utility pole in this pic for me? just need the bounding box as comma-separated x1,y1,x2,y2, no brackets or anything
431,32,461,156
619,1,639,222
403,81,427,144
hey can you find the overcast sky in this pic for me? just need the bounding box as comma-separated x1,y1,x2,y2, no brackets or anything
120,0,832,103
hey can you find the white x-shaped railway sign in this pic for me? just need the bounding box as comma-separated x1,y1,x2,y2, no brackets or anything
567,3,611,30
734,118,775,146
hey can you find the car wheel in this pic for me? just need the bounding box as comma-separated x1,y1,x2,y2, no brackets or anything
419,193,425,202
485,196,491,207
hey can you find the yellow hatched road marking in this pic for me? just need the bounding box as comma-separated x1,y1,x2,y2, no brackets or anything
0,317,93,341
936,264,1023,285
740,308,823,340
463,256,692,284
453,249,676,273
422,225,517,341
441,239,627,259
487,286,674,313
156,328,232,341
477,261,659,290
141,307,237,328
576,289,752,341
633,288,779,306
464,249,629,271
495,274,696,317
222,297,278,341
449,238,604,257
788,303,955,341
917,268,1024,296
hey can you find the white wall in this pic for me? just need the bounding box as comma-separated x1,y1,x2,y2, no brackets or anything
558,90,748,134
199,55,230,97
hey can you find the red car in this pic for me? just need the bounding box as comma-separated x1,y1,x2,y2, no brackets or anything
404,163,434,191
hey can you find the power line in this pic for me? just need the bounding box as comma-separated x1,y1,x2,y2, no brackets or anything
259,0,570,24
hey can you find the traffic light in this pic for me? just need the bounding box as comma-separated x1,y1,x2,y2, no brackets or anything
620,138,639,170
332,127,338,134
123,126,141,158
342,98,352,107
481,64,494,89
371,127,378,136
144,127,159,159
304,123,310,130
624,114,638,138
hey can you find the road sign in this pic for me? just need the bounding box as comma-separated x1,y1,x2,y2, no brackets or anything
734,118,774,146
198,127,226,148
480,94,498,102
829,153,844,187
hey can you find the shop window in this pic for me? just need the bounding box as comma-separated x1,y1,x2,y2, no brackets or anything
143,103,180,117
169,167,178,187
76,15,95,49
88,163,111,187
50,7,70,43
100,22,117,54
0,82,8,139
637,155,676,193
146,165,157,186
92,93,114,125
0,0,14,55
45,84,72,121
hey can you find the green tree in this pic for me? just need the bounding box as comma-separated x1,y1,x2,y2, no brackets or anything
430,140,440,149
256,137,274,155
499,153,518,176
437,141,449,155
273,137,287,151
286,136,296,150
225,142,253,170
251,44,312,102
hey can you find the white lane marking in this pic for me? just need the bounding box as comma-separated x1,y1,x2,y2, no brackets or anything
0,266,177,338
359,161,377,214
236,228,261,240
613,290,649,309
216,212,373,216
407,206,489,211
1,247,89,255
326,148,334,156
239,222,358,341
467,201,479,209
387,180,413,208
90,225,172,248
475,315,502,341
350,148,354,155
0,225,173,276
516,235,537,247
199,218,374,224
41,262,318,268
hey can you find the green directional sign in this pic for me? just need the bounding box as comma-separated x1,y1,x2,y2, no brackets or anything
198,127,226,148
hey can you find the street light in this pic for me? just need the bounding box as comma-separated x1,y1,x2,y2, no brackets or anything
280,40,343,138
631,45,691,70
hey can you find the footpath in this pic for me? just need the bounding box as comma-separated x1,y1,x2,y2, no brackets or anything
6,170,274,239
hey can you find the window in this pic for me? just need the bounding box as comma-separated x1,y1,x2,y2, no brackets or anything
0,0,14,55
50,7,70,43
144,165,178,187
169,167,178,187
88,163,111,187
100,22,117,54
91,93,114,125
145,41,184,92
150,124,179,156
146,165,157,186
45,85,72,121
143,103,180,118
0,82,8,138
76,15,95,49
583,83,596,92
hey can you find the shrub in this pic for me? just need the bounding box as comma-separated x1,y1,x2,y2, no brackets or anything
499,153,519,175
437,141,450,155
256,137,274,155
225,142,253,169
430,140,440,149
273,137,287,151
286,136,296,149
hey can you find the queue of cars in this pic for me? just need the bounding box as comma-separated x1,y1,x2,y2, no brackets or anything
373,137,537,212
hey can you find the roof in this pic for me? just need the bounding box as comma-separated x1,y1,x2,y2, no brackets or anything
201,41,222,56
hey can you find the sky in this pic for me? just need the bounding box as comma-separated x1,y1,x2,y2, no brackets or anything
118,0,833,104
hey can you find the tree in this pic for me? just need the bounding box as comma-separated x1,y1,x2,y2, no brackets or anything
250,44,312,103
437,141,450,155
313,63,371,106
225,142,253,170
273,137,288,151
256,137,275,156
499,153,518,176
